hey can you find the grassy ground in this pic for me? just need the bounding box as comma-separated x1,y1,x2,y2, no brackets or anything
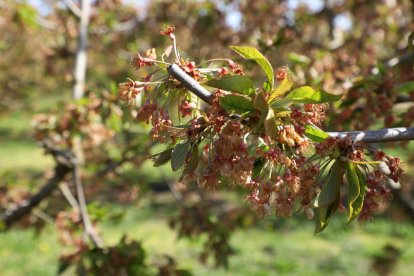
1,198,414,276
1,104,414,275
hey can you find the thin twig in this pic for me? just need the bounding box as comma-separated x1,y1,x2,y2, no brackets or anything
71,156,104,248
59,182,80,209
167,64,414,143
61,0,82,17
32,209,55,224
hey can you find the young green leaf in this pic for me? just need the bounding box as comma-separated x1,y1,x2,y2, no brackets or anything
315,194,340,234
219,95,255,113
230,46,274,88
288,52,311,65
171,141,191,171
347,166,366,224
346,163,360,223
268,77,293,103
151,148,173,167
206,75,255,95
254,91,269,129
252,158,265,179
316,161,343,208
314,161,345,233
287,86,342,103
264,110,279,141
395,81,414,94
183,146,199,174
270,97,292,110
304,124,330,142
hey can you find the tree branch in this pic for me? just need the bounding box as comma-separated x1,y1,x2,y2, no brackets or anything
167,64,414,143
168,64,213,104
328,128,414,143
2,163,71,227
73,0,91,99
61,0,82,18
71,156,104,248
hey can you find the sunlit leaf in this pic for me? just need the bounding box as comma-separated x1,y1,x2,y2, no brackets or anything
348,166,367,224
268,77,293,103
17,4,39,28
264,110,279,141
270,97,292,110
288,52,311,65
206,75,255,95
254,91,269,129
230,46,274,88
287,86,342,103
219,95,255,113
346,163,360,223
304,124,330,142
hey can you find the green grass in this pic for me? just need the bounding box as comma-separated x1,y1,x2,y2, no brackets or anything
0,111,54,172
1,198,414,275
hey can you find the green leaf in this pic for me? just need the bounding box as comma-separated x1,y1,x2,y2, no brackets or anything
315,161,343,233
316,161,343,208
206,75,255,95
315,194,340,234
151,148,173,167
270,97,292,110
395,81,414,94
264,110,279,141
253,158,265,179
304,124,330,142
230,46,274,88
287,86,342,103
288,52,311,65
268,77,293,103
171,141,191,171
106,112,122,132
17,4,39,28
183,146,199,174
346,163,360,223
348,166,366,224
254,92,269,129
219,95,255,113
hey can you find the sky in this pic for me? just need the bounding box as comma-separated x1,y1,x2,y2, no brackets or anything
26,0,352,31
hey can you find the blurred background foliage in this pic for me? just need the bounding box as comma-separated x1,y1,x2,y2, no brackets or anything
0,0,414,275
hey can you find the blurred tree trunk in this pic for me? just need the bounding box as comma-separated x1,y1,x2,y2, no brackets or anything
73,0,91,99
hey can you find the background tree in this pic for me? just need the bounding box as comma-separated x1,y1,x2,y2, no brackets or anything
0,0,414,275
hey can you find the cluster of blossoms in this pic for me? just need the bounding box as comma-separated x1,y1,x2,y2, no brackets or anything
32,94,116,148
119,26,404,231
